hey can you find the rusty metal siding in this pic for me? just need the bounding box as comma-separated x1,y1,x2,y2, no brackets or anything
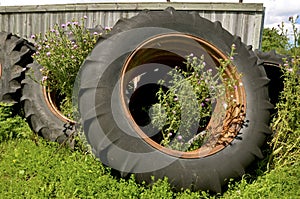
0,2,264,49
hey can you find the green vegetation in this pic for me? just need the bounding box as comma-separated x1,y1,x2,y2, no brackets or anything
151,48,240,151
31,17,101,116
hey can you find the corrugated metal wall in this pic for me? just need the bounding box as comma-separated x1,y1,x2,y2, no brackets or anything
0,2,264,49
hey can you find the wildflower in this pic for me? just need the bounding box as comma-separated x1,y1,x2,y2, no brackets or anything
39,68,44,72
208,69,213,72
42,76,47,82
93,32,98,35
177,135,182,140
203,61,206,67
83,15,88,19
189,53,194,57
30,34,35,39
230,56,234,61
283,63,289,67
61,24,66,28
287,68,293,72
73,21,79,26
73,44,78,49
168,132,172,137
50,29,55,33
66,21,71,26
174,97,178,101
205,98,210,102
231,43,236,49
201,102,205,107
234,85,238,90
45,45,50,48
46,52,51,57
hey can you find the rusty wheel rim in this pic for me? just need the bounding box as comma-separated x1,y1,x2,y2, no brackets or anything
0,63,2,79
120,33,246,158
42,86,76,124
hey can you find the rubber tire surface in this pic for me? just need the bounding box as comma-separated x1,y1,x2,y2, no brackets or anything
255,50,285,113
21,61,75,144
0,32,34,103
78,8,273,192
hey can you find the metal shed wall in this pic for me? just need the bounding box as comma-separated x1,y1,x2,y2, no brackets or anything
0,2,264,49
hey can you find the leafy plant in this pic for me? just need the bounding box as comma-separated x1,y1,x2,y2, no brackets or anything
0,103,32,142
269,16,300,169
31,17,101,117
151,47,240,151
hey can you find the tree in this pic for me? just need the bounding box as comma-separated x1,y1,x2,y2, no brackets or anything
261,26,289,54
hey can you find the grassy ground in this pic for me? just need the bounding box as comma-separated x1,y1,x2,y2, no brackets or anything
0,103,299,199
0,137,299,198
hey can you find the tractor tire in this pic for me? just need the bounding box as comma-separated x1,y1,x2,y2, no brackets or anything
21,61,76,144
255,50,285,113
78,7,273,192
0,32,34,103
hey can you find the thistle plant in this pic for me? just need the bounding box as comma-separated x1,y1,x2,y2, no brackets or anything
151,47,239,151
269,15,300,169
31,17,101,116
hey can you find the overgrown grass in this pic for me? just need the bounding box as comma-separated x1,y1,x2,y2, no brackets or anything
0,102,299,198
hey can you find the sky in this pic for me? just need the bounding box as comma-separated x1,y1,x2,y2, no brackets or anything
0,0,299,35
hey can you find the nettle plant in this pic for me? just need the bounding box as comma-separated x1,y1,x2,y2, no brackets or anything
151,46,241,151
31,17,102,116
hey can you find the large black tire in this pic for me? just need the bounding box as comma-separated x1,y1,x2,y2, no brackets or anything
0,32,34,103
78,8,272,192
21,61,75,144
255,50,285,111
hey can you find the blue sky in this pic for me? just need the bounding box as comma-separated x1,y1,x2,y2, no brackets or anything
1,0,299,33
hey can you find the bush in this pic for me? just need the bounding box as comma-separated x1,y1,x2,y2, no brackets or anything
31,17,101,116
0,103,32,142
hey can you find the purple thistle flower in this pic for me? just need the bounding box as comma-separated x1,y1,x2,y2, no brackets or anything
174,97,178,101
287,68,293,72
83,15,88,19
93,32,98,35
66,21,71,26
30,34,36,39
168,132,172,137
50,29,55,33
71,55,75,59
234,85,238,90
177,135,182,140
230,56,234,61
46,52,51,57
201,102,205,107
61,24,66,28
73,21,79,26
